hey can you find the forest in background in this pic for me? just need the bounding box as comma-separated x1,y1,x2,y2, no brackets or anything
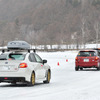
0,0,100,46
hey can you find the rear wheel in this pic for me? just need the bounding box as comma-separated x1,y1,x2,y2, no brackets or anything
97,67,100,71
97,63,100,71
28,72,35,86
43,70,51,83
80,67,83,70
75,67,79,71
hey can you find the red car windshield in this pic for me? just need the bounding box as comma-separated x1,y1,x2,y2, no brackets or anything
77,51,96,57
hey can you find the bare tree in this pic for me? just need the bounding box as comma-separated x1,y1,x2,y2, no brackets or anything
94,21,99,48
20,24,28,41
81,17,86,48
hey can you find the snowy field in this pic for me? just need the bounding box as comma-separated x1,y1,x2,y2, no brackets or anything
1,51,100,100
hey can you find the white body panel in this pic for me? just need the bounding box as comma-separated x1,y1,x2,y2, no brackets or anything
0,52,51,83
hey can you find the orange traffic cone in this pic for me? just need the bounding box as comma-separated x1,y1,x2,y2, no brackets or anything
57,62,60,66
66,59,68,62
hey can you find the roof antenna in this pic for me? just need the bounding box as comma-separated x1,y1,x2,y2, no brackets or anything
33,49,36,53
2,50,5,53
7,49,10,52
28,50,30,53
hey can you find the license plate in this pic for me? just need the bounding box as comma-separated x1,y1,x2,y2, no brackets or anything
84,59,89,62
2,66,9,70
0,65,16,71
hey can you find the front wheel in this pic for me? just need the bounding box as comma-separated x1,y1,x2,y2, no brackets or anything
43,70,51,83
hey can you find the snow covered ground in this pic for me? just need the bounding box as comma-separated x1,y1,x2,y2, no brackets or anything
0,51,100,100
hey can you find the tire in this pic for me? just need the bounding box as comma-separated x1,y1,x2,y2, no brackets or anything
28,72,35,86
43,70,51,83
80,67,83,70
97,67,100,71
75,67,79,71
97,63,100,71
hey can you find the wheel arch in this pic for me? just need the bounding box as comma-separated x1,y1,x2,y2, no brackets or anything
32,70,35,76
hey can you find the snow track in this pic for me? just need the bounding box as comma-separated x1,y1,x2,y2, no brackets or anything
0,51,100,100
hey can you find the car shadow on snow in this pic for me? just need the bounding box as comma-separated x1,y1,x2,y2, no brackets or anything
79,69,99,71
0,82,47,87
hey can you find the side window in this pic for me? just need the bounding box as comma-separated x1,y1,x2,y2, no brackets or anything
34,54,43,63
98,51,100,56
29,53,36,62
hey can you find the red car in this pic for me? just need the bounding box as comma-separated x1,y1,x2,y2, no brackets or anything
75,50,100,71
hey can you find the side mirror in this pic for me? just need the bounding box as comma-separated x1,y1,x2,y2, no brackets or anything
43,60,47,64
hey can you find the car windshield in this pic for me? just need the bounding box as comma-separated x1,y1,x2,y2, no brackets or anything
0,53,25,60
9,53,25,60
77,51,96,57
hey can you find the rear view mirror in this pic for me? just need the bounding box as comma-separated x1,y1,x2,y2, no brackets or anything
43,60,47,64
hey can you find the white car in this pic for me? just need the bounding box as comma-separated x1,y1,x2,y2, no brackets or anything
0,50,51,86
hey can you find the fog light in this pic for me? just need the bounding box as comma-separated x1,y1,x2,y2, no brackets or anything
4,78,8,80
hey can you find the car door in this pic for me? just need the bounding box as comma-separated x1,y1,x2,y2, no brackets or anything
34,54,46,79
28,53,41,80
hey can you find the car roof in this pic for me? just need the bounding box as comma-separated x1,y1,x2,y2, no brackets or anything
79,50,97,52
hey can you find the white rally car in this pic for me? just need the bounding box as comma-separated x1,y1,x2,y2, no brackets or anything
0,50,51,86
